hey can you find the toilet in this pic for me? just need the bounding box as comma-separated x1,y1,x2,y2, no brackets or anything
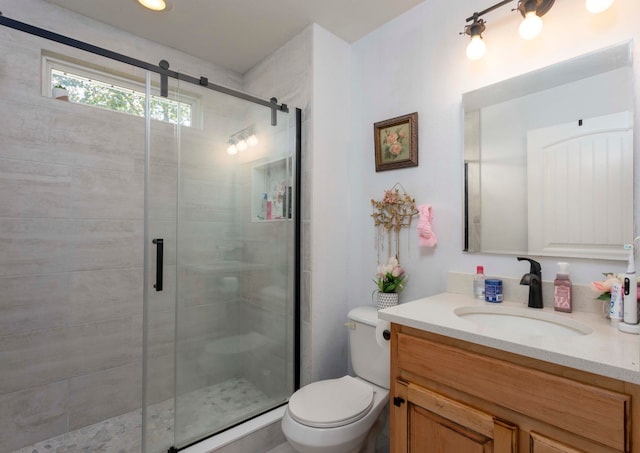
282,306,390,453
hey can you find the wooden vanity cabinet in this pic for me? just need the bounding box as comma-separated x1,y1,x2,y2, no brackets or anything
389,324,639,453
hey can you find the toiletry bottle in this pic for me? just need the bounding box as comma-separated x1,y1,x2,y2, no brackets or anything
473,266,485,300
553,262,572,313
623,243,638,325
261,193,268,219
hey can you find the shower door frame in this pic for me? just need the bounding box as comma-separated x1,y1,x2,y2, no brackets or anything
0,12,301,452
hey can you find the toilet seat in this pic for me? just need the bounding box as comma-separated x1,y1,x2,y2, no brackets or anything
288,376,375,428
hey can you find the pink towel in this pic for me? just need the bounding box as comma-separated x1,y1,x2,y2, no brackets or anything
417,204,437,247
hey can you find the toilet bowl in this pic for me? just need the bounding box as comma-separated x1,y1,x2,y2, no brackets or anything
281,376,389,453
282,306,390,453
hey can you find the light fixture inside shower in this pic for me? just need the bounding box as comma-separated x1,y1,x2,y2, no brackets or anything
227,126,259,155
461,0,615,60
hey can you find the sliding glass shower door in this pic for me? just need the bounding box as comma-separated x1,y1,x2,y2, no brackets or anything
143,74,297,452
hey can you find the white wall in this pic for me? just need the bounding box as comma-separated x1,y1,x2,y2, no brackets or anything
346,0,640,311
309,25,352,381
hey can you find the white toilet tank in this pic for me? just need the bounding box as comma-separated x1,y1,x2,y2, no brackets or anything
347,306,390,389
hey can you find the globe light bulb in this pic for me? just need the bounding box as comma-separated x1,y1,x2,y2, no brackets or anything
466,35,486,61
519,11,543,40
227,144,238,155
586,0,614,13
237,139,248,151
247,134,259,147
138,0,166,11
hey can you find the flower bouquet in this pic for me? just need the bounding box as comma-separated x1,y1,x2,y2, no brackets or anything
373,256,406,310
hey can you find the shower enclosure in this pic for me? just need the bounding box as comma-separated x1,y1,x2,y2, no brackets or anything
143,74,299,452
0,12,299,453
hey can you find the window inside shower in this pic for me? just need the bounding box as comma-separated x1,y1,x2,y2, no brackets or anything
43,54,197,126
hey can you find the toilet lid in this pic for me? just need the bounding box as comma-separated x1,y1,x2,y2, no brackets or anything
288,376,374,428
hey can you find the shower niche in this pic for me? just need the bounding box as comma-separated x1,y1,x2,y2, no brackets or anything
252,156,293,222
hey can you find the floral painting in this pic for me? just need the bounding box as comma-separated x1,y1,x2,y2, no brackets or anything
374,112,418,172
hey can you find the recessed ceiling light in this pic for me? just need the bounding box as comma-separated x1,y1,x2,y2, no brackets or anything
137,0,169,11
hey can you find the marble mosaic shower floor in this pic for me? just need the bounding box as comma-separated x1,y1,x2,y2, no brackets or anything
11,377,277,453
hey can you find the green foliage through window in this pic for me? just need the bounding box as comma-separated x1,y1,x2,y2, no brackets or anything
51,69,192,126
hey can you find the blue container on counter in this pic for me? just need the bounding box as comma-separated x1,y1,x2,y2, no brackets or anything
485,279,503,303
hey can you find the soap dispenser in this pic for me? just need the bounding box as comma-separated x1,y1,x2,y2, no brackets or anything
553,262,571,313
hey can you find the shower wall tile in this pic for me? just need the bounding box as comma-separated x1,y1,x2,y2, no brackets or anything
70,268,143,325
0,273,70,336
68,363,142,431
136,307,176,361
71,166,143,220
48,107,138,152
301,270,311,323
0,218,74,277
0,99,56,146
144,350,175,406
71,219,137,271
0,380,68,452
0,219,138,277
0,158,72,218
146,160,178,222
0,318,132,395
180,303,233,343
0,40,42,104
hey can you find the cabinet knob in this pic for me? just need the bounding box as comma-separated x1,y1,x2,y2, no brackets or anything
393,396,405,407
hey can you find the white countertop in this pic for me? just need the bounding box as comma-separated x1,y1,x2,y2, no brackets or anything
378,292,640,385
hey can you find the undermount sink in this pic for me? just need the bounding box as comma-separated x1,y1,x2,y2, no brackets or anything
454,305,593,336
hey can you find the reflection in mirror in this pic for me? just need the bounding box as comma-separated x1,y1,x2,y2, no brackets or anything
463,42,634,261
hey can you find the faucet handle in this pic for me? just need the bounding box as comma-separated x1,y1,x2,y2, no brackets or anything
517,256,542,277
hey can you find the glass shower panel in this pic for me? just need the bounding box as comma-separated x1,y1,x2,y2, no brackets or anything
173,94,295,449
143,73,295,451
143,72,181,453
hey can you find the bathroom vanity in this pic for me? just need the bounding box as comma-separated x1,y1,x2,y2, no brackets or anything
379,293,640,452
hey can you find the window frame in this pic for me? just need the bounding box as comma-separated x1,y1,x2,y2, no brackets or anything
42,53,201,128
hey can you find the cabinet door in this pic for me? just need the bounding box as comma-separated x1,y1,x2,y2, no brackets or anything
530,432,585,453
392,381,517,453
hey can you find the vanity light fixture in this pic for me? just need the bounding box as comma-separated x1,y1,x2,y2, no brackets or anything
226,125,258,155
518,0,545,40
462,0,614,60
465,15,487,60
586,0,614,13
137,0,169,11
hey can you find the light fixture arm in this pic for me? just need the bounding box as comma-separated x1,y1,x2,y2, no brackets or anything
465,0,513,24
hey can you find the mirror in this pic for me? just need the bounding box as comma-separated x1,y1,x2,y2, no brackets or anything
463,42,634,261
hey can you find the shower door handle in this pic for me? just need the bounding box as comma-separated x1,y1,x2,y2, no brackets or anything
152,238,163,291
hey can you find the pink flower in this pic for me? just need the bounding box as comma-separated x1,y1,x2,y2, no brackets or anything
385,131,398,145
382,190,398,204
590,274,621,293
391,265,404,278
390,143,402,156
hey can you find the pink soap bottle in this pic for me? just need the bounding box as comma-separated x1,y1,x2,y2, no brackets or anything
553,262,572,312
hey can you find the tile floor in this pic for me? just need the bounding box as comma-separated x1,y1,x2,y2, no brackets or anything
10,378,277,453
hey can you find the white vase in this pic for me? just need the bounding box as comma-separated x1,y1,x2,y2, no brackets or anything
52,87,69,100
377,292,399,310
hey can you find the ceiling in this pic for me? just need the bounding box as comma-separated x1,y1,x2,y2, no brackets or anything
42,0,426,74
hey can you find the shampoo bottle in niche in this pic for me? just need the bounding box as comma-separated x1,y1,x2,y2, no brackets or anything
553,262,572,313
473,265,485,300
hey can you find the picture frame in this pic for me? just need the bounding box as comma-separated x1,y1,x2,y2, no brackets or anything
374,112,418,172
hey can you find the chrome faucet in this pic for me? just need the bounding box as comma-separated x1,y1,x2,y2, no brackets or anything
517,257,543,309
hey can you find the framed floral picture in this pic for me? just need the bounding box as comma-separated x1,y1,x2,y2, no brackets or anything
374,112,418,172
